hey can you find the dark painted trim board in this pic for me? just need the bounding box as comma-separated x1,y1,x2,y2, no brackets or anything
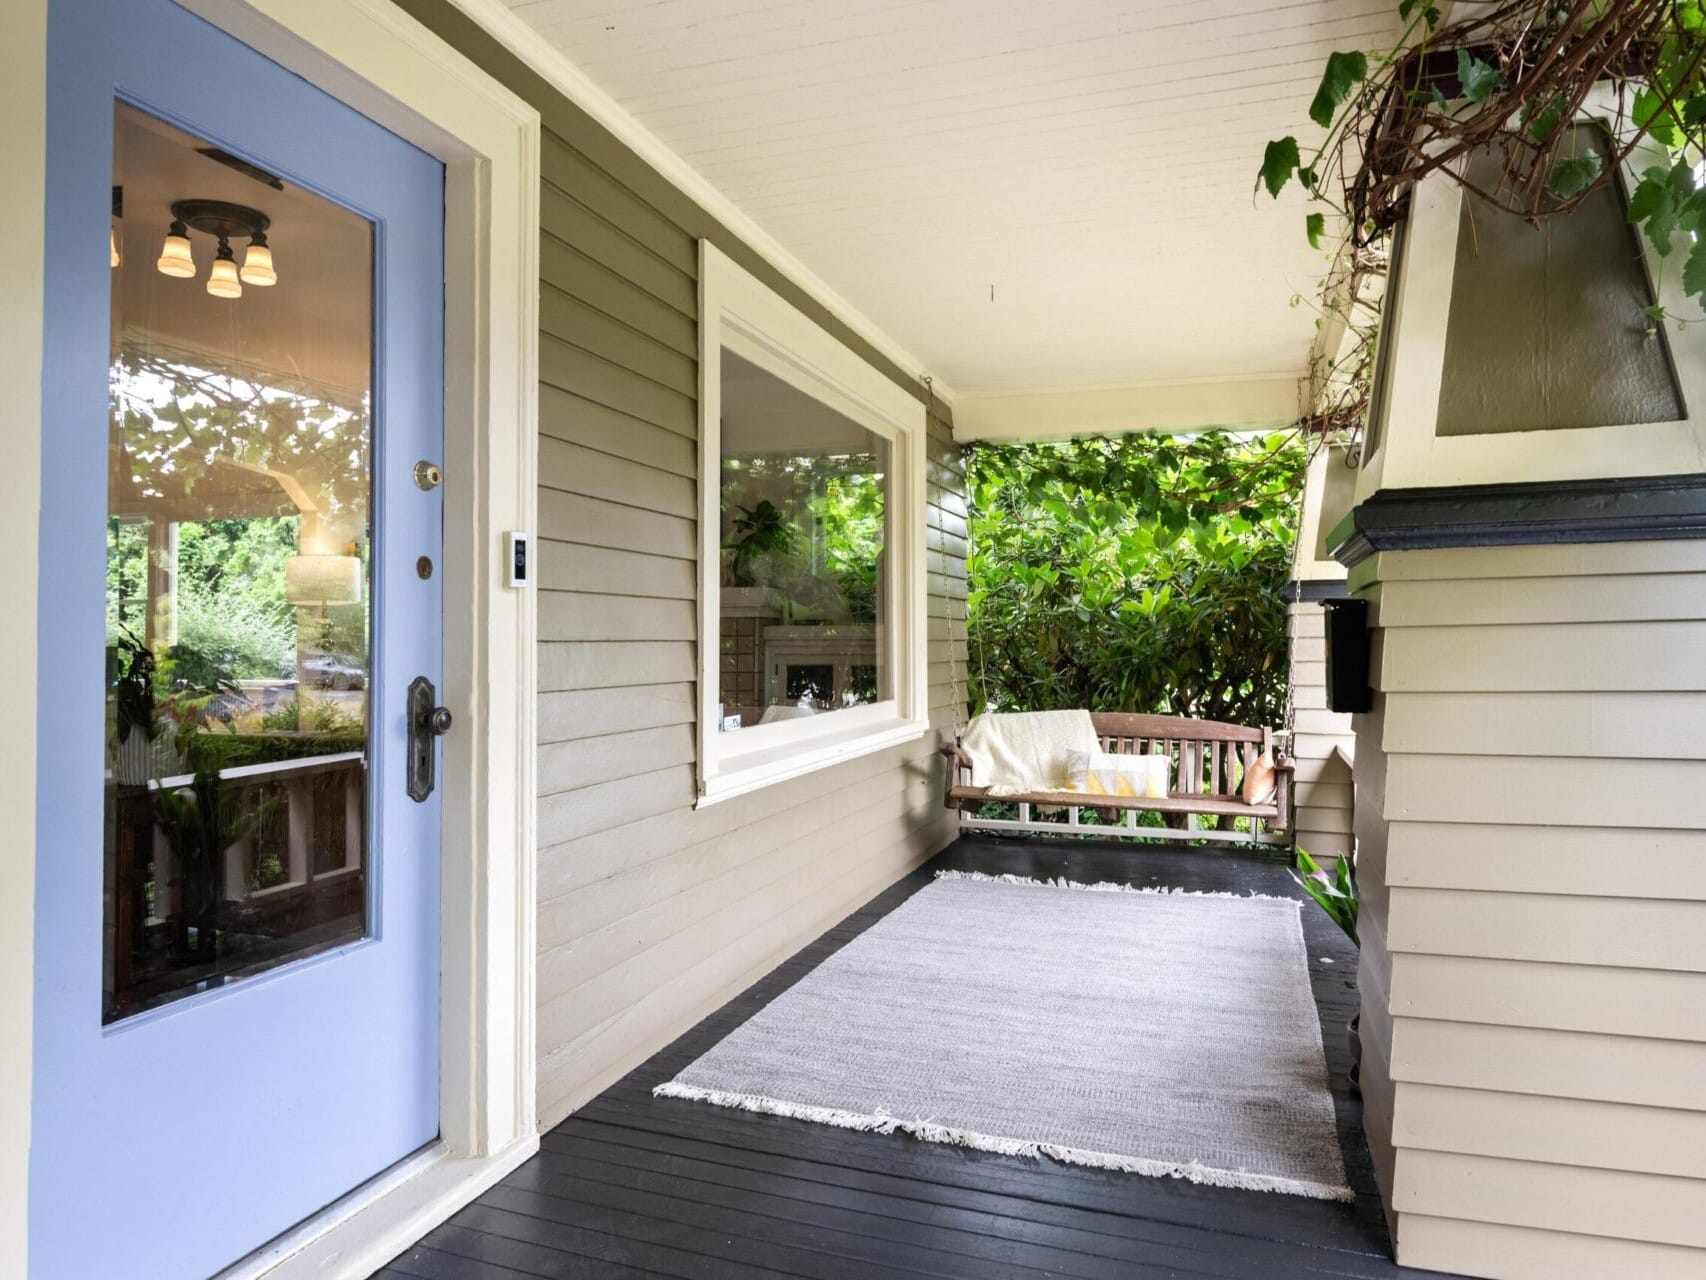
1329,472,1706,567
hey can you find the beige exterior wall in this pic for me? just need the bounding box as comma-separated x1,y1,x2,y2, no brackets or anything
1288,602,1354,860
1351,539,1706,1280
392,0,966,1129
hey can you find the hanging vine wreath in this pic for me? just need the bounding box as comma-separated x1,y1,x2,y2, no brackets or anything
1261,0,1706,440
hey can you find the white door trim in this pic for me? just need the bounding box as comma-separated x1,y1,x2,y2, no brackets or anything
0,4,47,1268
0,1,542,1275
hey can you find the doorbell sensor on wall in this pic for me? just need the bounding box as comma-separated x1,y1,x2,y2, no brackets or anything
504,531,530,588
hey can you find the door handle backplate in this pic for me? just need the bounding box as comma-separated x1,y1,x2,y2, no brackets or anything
407,675,450,802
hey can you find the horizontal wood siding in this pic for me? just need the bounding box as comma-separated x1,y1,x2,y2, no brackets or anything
1354,539,1706,1277
390,0,966,1129
1288,602,1355,858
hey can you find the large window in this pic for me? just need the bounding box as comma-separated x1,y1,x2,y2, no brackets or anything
697,244,927,802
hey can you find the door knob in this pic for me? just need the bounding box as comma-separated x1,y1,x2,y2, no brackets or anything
427,705,453,736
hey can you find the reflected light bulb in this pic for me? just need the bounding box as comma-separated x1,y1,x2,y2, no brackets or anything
240,233,276,286
206,240,242,299
156,221,194,278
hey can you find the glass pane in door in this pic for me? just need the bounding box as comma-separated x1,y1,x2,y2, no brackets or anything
104,102,374,1021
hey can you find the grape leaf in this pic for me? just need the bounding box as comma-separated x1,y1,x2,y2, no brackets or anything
1256,136,1300,199
1399,0,1441,27
1685,239,1706,301
1627,161,1695,255
1547,150,1603,200
1633,87,1683,148
1456,49,1499,104
1309,51,1367,128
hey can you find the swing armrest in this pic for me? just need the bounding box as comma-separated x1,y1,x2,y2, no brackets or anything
1273,752,1295,835
939,741,972,806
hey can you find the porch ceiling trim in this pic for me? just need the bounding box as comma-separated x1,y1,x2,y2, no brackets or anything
952,375,1303,443
445,0,958,404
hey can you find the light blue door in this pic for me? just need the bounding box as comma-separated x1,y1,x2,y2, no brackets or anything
32,0,444,1275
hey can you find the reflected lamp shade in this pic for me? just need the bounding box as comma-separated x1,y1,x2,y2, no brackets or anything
156,221,195,278
284,554,362,606
240,234,276,286
206,242,242,299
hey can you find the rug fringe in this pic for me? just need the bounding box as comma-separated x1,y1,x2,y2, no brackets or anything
652,1082,1355,1202
933,868,1300,904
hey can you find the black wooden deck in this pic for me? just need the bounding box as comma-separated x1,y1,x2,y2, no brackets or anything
380,837,1454,1279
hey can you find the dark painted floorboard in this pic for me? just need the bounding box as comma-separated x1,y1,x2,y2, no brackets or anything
396,836,1459,1279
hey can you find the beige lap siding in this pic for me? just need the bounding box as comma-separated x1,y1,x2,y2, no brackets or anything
391,1,967,1130
1351,540,1706,1280
1287,602,1354,859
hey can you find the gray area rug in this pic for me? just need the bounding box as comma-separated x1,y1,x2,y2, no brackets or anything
655,871,1352,1200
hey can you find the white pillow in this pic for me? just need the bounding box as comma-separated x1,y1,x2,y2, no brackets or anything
1142,751,1171,799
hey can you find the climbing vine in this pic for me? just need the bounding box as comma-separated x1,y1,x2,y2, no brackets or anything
1262,0,1706,442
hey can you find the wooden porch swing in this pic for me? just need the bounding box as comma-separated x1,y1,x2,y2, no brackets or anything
939,713,1295,846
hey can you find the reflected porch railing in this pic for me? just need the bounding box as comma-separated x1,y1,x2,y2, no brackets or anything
108,749,368,1015
136,750,366,910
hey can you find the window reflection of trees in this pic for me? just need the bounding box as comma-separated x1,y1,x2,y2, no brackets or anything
110,344,370,522
719,451,886,624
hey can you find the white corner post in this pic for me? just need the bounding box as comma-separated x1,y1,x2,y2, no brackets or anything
1286,444,1358,862
0,3,47,1275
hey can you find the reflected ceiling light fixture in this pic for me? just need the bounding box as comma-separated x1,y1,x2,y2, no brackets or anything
153,199,276,296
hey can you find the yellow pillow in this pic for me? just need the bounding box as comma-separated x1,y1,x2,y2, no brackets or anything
1062,748,1147,797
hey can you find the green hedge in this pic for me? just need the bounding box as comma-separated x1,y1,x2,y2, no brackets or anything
965,432,1305,728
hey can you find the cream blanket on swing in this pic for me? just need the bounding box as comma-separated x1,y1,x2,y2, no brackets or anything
958,709,1100,796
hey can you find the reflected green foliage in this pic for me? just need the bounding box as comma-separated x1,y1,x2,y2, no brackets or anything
111,347,370,524
108,515,300,681
722,454,885,623
965,433,1306,727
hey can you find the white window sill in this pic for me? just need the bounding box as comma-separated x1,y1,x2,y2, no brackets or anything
696,717,931,807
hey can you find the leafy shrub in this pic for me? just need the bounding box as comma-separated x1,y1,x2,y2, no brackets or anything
965,432,1306,727
176,576,296,681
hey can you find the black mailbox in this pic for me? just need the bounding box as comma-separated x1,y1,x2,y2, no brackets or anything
1322,597,1372,714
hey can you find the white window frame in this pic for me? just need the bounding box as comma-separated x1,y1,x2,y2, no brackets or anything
697,240,928,805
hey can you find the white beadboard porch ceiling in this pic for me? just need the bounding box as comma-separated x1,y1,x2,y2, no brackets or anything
501,0,1401,403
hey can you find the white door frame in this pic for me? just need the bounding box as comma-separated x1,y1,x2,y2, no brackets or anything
0,2,541,1275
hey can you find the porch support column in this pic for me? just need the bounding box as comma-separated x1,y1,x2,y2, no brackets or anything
1319,122,1706,1276
1331,491,1706,1280
144,517,177,652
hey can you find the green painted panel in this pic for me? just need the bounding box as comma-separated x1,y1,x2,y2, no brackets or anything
1437,126,1683,436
